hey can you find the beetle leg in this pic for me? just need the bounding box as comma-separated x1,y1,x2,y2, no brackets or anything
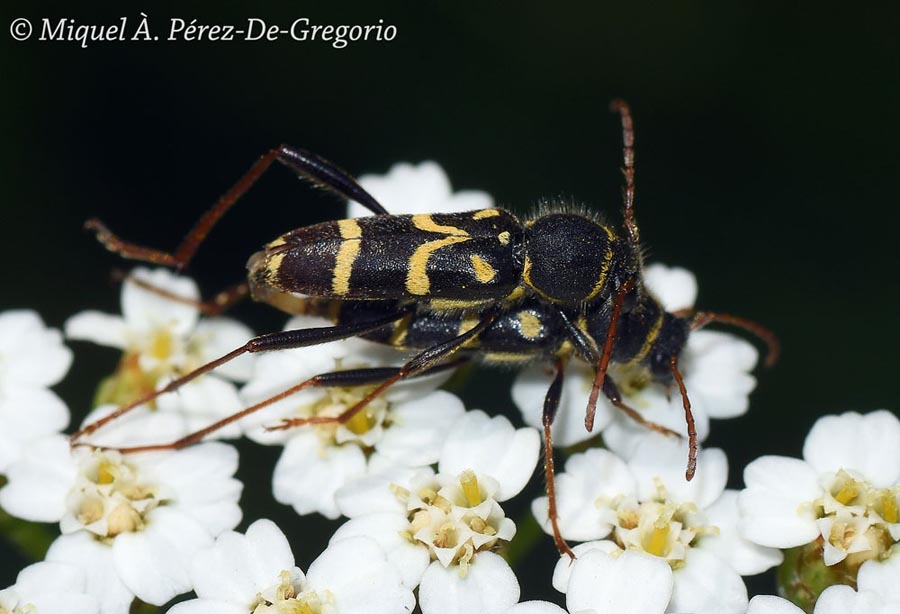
268,309,499,431
601,377,680,438
542,357,576,559
584,279,633,431
669,355,698,481
69,307,413,443
86,145,388,271
74,361,465,454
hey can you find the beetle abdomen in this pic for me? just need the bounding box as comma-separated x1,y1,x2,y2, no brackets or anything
249,209,525,301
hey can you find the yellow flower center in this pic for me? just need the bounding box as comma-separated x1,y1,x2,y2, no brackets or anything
250,570,332,614
70,451,163,541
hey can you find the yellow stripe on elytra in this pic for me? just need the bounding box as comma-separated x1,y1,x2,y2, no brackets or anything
411,214,469,236
332,219,363,295
470,254,497,283
472,209,501,220
631,308,665,363
406,236,471,295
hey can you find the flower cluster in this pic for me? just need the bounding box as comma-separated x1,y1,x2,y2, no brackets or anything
1,159,896,614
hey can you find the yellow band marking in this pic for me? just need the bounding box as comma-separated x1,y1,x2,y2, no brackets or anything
497,231,511,245
429,298,491,311
584,243,614,302
406,236,471,295
472,209,501,220
332,219,363,295
337,218,363,239
388,315,411,347
517,311,543,339
484,351,534,364
470,254,497,283
631,308,665,363
504,286,526,303
412,214,469,236
458,315,483,348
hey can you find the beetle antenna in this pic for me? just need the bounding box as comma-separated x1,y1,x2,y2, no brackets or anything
690,311,780,368
669,355,698,481
609,99,639,248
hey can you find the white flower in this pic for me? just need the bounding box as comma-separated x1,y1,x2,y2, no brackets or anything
240,313,463,519
331,410,540,614
512,264,758,453
739,410,900,578
167,519,413,614
1,561,99,614
347,161,493,218
536,438,781,614
0,310,72,473
66,267,254,440
0,434,242,614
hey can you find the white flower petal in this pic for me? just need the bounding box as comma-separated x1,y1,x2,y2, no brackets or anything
739,456,822,548
418,552,519,614
642,264,697,312
602,396,711,462
566,549,673,614
0,387,70,472
192,318,256,381
439,410,540,501
803,410,900,488
0,310,73,387
306,536,415,614
331,512,430,589
513,361,614,448
669,548,748,614
78,403,188,450
504,601,567,614
112,507,213,605
532,449,635,542
702,490,783,575
814,585,899,614
156,376,244,440
551,540,619,593
0,434,76,522
122,268,200,337
273,431,367,519
167,599,247,614
65,311,129,350
190,519,296,604
335,465,429,518
141,442,242,535
46,532,134,614
746,594,805,614
376,390,466,467
681,330,758,419
12,561,99,614
628,437,727,509
857,553,900,599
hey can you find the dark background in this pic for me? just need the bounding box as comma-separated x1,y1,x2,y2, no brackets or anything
2,0,899,603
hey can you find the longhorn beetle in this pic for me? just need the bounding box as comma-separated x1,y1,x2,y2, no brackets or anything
71,100,778,557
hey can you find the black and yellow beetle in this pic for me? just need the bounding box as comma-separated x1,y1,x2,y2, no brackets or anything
73,100,777,556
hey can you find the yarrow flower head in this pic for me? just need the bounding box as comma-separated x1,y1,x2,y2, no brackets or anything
66,267,255,438
739,409,900,607
536,438,781,614
332,410,540,614
167,519,413,614
0,310,72,474
241,313,465,519
512,264,759,455
0,432,242,614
